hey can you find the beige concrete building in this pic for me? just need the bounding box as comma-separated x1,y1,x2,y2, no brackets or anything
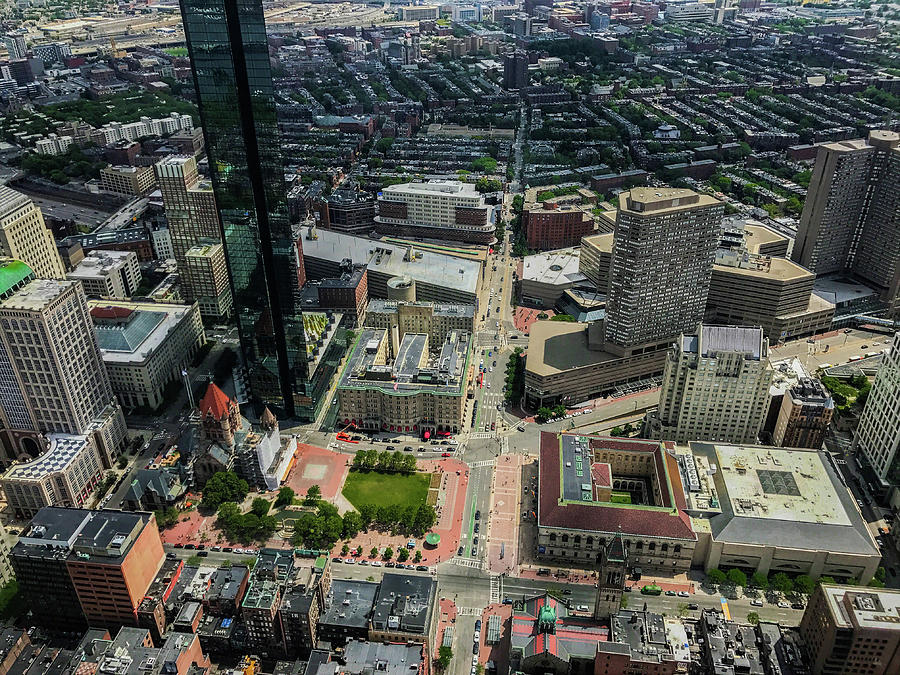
1,434,103,519
773,378,834,449
646,325,772,444
793,131,900,315
524,320,665,408
155,155,232,318
800,585,900,675
852,331,900,486
603,188,724,357
537,432,697,574
0,186,65,280
66,249,141,299
365,299,474,348
89,300,206,410
578,232,612,289
100,165,157,196
686,443,880,584
707,250,834,341
184,243,233,319
0,276,126,467
337,328,470,436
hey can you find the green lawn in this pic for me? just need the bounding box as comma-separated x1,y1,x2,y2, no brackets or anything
342,471,430,511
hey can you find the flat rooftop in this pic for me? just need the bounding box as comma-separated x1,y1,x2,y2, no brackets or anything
713,255,812,282
339,329,469,395
0,278,73,312
526,321,618,377
372,572,436,635
622,187,721,215
522,248,585,286
812,276,880,307
367,298,475,319
3,434,91,481
380,180,480,198
321,579,379,629
821,585,900,631
688,443,879,554
581,232,613,253
14,507,150,561
684,325,764,360
300,228,480,297
743,223,787,253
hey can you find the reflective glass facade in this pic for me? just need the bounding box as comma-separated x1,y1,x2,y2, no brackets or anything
179,0,310,418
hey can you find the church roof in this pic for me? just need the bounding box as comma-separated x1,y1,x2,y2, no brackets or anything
199,383,237,420
606,530,627,564
260,406,277,430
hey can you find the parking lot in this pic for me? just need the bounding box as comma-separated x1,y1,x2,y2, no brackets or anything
769,327,891,371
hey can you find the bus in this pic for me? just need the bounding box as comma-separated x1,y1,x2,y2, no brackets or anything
641,584,663,596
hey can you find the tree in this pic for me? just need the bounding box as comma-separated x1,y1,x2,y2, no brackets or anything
747,611,760,625
275,486,295,508
707,568,726,585
620,595,628,609
398,548,409,562
154,507,180,529
876,566,887,583
305,484,322,505
727,569,747,588
437,646,453,670
817,576,836,587
370,546,379,558
341,543,350,556
414,550,423,563
794,575,815,595
342,511,363,539
383,546,394,560
772,572,794,595
677,602,690,617
251,498,270,517
202,471,249,510
750,572,769,591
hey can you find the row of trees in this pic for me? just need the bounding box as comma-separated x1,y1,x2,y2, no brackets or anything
292,498,437,550
706,567,884,595
504,348,524,403
216,500,278,543
351,450,418,474
535,404,567,424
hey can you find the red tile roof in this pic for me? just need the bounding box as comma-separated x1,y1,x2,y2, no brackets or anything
538,431,696,541
590,462,612,489
199,382,237,420
90,305,134,320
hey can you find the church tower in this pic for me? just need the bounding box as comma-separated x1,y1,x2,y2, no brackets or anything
594,530,627,621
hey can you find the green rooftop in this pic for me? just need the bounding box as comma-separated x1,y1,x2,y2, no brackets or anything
0,260,33,299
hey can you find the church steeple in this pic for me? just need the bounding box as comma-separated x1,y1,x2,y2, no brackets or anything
594,529,627,621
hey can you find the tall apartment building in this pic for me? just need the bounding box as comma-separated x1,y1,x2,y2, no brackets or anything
155,155,233,320
181,0,322,419
375,181,494,245
0,186,65,280
792,130,900,314
799,584,900,675
0,270,126,467
773,378,834,449
99,165,157,196
852,331,900,487
66,250,141,299
645,324,772,444
603,188,724,357
11,508,165,631
503,49,529,90
523,201,595,251
4,34,27,60
184,243,233,319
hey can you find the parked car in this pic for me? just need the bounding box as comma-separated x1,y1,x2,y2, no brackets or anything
678,591,690,597
458,546,464,556
688,603,699,610
751,599,763,607
665,590,677,596
777,601,790,608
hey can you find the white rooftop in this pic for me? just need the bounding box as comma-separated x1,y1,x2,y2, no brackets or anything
521,248,584,286
0,279,72,312
381,180,480,198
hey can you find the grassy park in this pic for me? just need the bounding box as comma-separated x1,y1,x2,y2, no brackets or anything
342,470,431,511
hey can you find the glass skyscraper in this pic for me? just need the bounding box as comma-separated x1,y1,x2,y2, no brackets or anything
179,0,311,418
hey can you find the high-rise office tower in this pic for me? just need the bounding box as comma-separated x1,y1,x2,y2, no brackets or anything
603,187,724,357
180,0,317,418
0,186,66,280
853,331,900,487
792,131,900,314
645,324,772,444
155,155,233,319
0,263,126,467
4,34,27,60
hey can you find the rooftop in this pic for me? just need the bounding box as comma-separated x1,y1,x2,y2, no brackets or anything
89,300,193,363
0,278,73,312
522,248,585,286
380,180,480,198
621,187,720,216
371,572,436,635
682,324,765,360
0,185,33,220
713,252,812,282
339,329,470,395
687,443,879,555
367,298,475,319
320,579,379,629
309,641,423,675
511,594,609,662
3,434,91,481
539,432,696,541
0,259,34,300
525,321,619,377
821,585,900,631
300,228,480,297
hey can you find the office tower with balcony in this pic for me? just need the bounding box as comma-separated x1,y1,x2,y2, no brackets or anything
792,130,900,315
0,263,126,467
180,0,331,419
603,187,724,357
0,186,66,280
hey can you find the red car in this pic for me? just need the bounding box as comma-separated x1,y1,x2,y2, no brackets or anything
441,452,451,457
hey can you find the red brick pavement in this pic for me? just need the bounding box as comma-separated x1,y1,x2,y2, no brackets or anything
487,453,523,574
284,443,349,501
477,603,513,670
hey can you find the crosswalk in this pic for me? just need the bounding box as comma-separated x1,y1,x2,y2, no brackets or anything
469,459,496,468
470,432,494,440
458,606,482,616
490,575,501,604
452,557,484,569
500,437,509,455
